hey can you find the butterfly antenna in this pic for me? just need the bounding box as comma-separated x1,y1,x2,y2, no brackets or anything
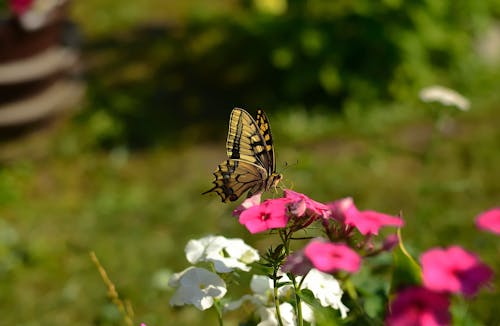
281,160,299,172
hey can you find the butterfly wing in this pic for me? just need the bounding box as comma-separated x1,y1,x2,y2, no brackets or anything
202,160,268,202
226,108,273,172
255,109,275,173
204,108,277,202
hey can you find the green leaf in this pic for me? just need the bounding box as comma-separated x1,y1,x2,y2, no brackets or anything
297,289,343,326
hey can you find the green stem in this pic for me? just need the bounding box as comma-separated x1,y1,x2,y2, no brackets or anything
423,106,445,165
282,229,291,256
213,300,224,326
273,265,284,326
281,229,304,326
291,275,303,326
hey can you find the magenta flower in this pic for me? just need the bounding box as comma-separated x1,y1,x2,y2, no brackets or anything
386,286,451,326
284,189,331,219
328,197,403,235
9,0,33,14
304,239,361,273
476,208,500,235
421,246,493,297
239,198,290,234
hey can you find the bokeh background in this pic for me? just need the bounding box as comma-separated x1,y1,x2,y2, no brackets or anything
1,0,500,325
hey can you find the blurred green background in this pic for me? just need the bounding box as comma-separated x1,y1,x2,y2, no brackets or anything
1,0,500,324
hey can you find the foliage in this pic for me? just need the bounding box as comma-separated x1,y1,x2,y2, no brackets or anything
73,0,500,148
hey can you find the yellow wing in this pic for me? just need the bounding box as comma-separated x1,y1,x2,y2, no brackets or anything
204,108,280,202
255,109,275,173
202,160,268,202
226,108,273,174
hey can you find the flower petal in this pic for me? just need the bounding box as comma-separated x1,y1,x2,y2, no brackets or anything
169,267,227,310
185,235,259,273
386,286,451,326
421,246,493,297
304,239,361,273
239,198,289,234
233,193,262,217
301,268,349,318
476,208,500,235
285,189,331,219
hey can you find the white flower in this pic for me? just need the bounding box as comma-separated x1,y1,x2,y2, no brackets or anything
250,274,274,303
225,274,315,325
251,274,295,301
185,235,260,273
257,302,296,326
225,274,292,310
300,268,349,319
168,267,227,311
419,85,470,111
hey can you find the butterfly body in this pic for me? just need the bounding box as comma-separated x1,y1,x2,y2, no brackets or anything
204,108,281,202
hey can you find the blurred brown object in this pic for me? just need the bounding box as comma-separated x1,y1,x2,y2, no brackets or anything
0,1,84,132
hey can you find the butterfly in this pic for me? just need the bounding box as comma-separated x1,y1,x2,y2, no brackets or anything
203,108,282,202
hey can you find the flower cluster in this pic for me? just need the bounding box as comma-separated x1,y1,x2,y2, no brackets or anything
386,208,498,325
233,190,403,277
235,190,402,238
224,269,348,325
170,190,408,324
169,190,496,326
169,235,259,311
169,234,350,324
387,246,493,325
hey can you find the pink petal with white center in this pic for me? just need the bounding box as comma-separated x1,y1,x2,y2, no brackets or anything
239,198,289,234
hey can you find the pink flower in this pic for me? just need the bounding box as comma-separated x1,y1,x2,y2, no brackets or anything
328,197,403,235
386,286,451,326
304,239,361,273
328,197,358,223
285,189,331,219
9,0,33,14
233,193,262,217
476,208,500,235
239,198,290,234
421,246,493,297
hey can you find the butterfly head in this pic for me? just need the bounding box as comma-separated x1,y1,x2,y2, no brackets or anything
268,172,282,191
